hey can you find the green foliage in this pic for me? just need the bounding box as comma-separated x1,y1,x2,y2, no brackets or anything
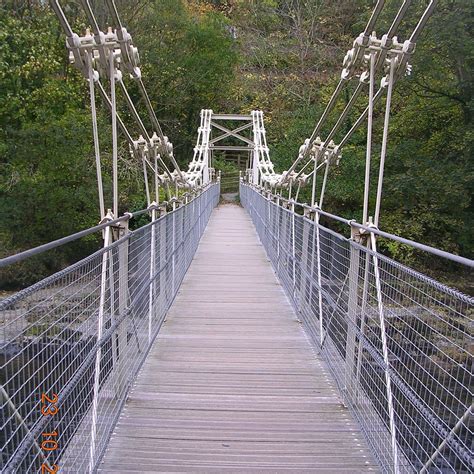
0,5,101,285
213,157,239,174
1,0,472,288
0,1,237,287
227,0,473,268
214,157,240,193
133,0,238,162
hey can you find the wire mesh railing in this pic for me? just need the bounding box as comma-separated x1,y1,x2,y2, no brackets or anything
241,182,473,474
1,183,220,473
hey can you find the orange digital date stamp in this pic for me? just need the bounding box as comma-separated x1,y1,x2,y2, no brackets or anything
40,393,60,473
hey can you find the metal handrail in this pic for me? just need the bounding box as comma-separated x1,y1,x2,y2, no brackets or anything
0,184,212,269
245,183,474,268
1,183,220,473
241,182,473,473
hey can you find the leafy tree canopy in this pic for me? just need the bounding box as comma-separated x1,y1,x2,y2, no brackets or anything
0,0,472,287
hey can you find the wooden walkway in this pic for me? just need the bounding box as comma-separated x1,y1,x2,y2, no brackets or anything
99,203,378,473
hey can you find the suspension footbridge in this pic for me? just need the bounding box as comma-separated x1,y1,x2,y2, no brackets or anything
1,1,472,473
98,203,378,473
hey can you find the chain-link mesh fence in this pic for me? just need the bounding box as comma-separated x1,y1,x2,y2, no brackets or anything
241,182,473,474
1,183,220,473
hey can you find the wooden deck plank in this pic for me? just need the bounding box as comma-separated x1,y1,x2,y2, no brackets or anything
99,203,378,472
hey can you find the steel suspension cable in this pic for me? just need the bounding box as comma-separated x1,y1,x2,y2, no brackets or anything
87,53,106,219
308,79,346,146
374,56,396,227
96,81,134,145
283,80,345,179
284,0,387,179
338,87,385,149
136,79,184,180
117,80,150,140
143,159,151,207
77,0,181,190
103,0,183,179
388,0,412,37
410,0,437,42
110,50,119,218
105,0,123,29
364,0,386,36
362,52,376,225
299,160,326,184
49,0,73,37
79,0,100,36
319,160,330,208
324,81,365,145
117,80,174,180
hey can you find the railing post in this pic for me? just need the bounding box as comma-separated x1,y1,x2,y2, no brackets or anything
290,200,296,302
271,194,278,263
106,232,117,392
116,214,130,399
158,203,168,311
299,208,312,313
198,188,202,235
276,195,281,273
356,242,371,390
172,198,176,297
314,207,324,346
264,190,269,242
345,223,361,394
307,207,316,337
148,202,157,343
89,212,112,473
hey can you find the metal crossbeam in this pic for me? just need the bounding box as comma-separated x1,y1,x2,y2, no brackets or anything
212,114,253,120
209,121,254,145
209,145,253,152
